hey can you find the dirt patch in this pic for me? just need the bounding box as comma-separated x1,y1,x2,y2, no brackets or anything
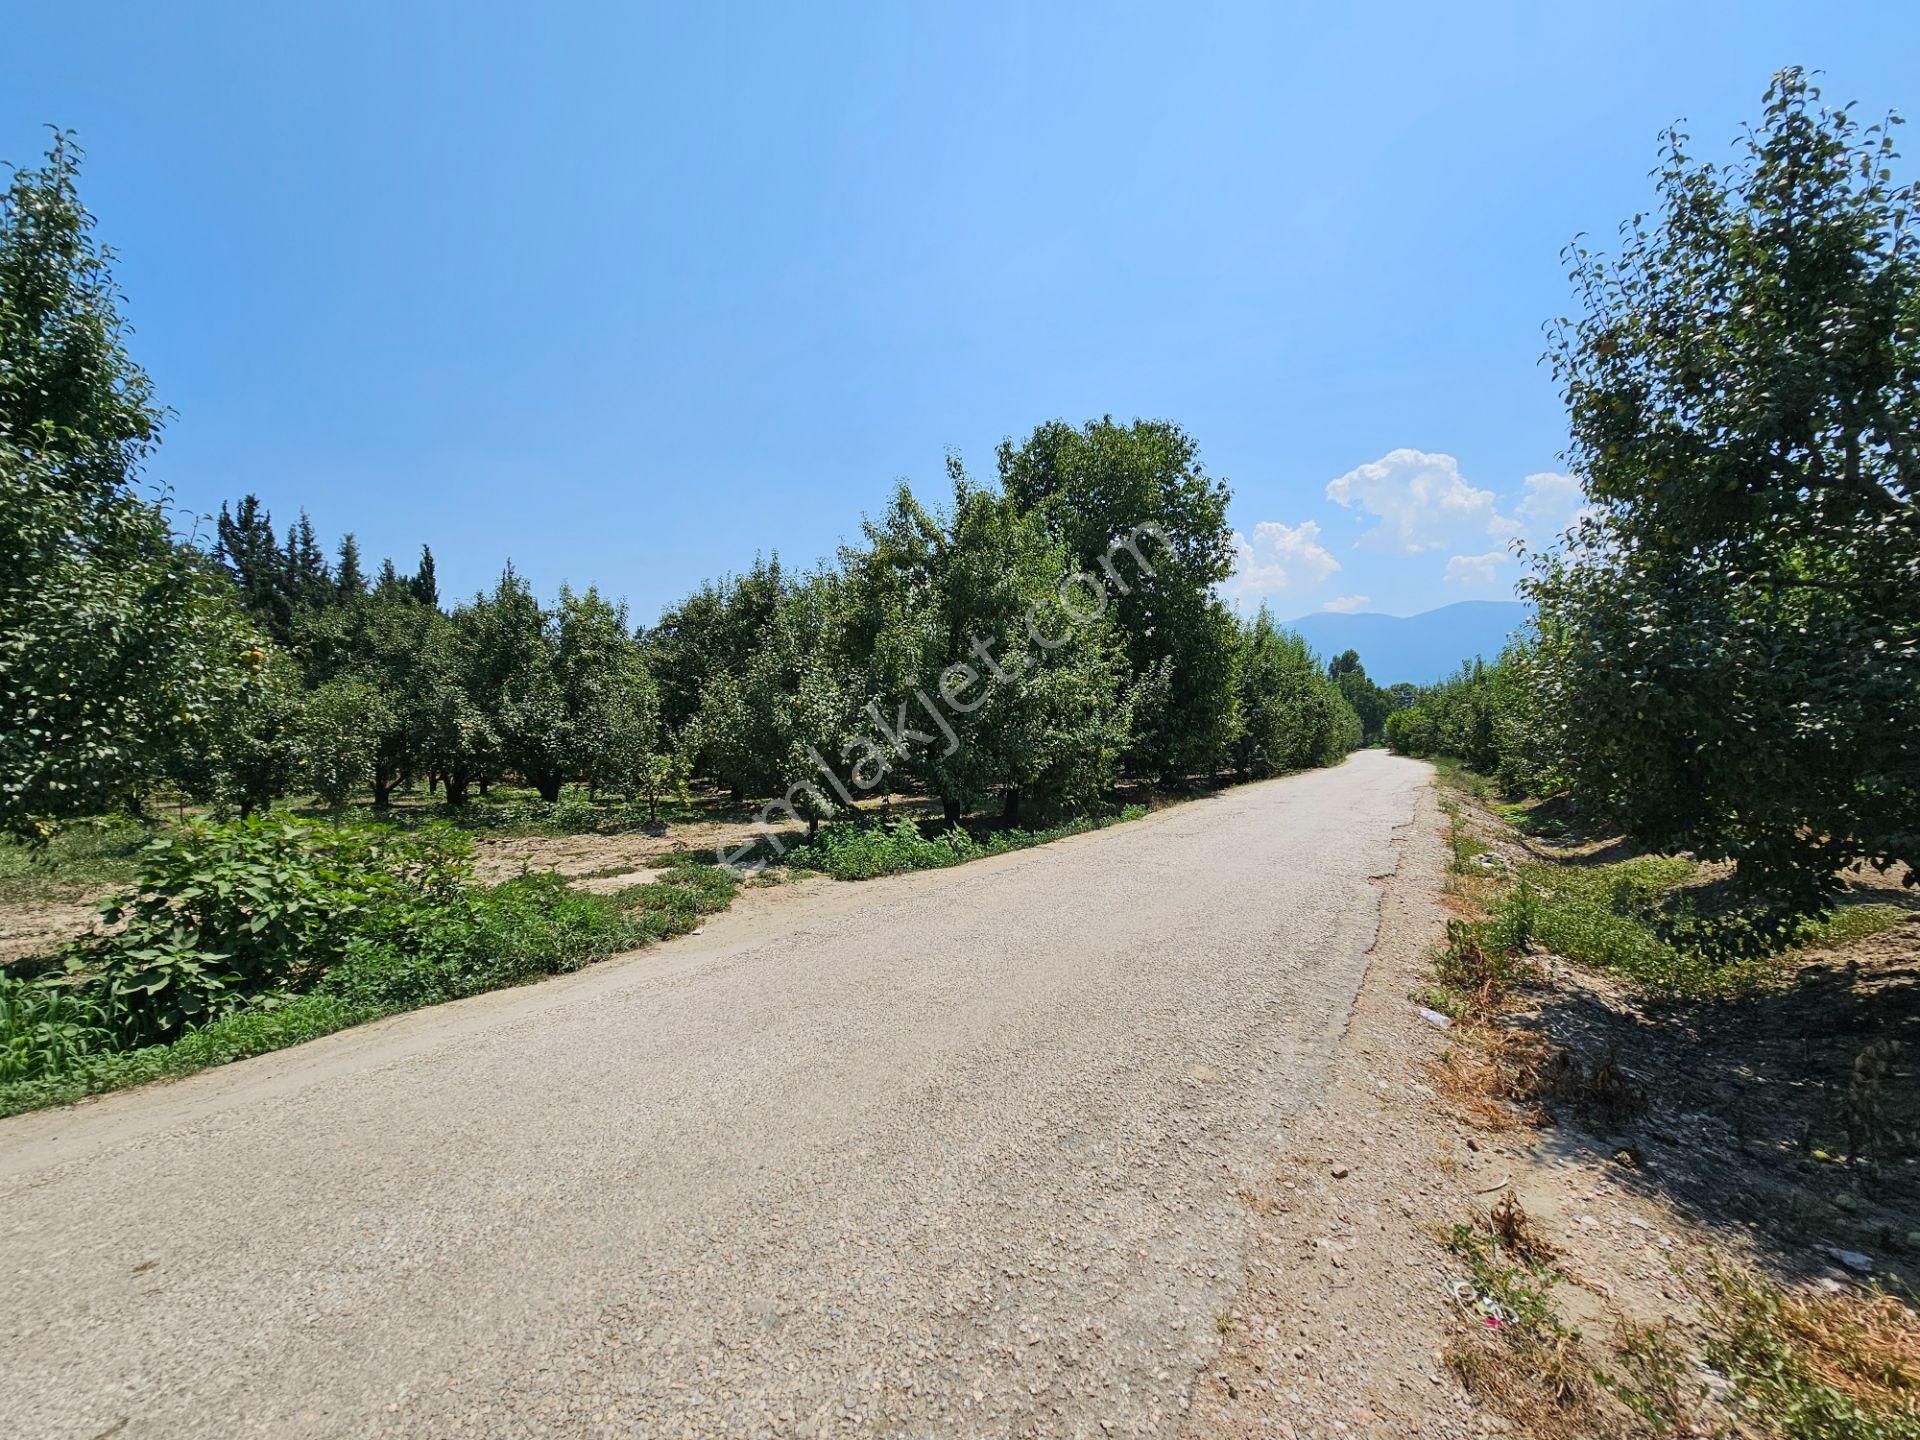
1446,784,1920,1286
471,830,700,885
1420,782,1916,1436
0,899,103,967
1504,939,1920,1283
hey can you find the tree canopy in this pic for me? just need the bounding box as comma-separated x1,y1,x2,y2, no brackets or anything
1520,68,1919,903
0,135,267,834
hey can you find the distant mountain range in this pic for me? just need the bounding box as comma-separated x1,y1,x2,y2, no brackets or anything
1282,600,1530,686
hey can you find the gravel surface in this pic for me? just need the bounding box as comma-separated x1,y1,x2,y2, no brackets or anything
1181,779,1486,1439
0,751,1429,1440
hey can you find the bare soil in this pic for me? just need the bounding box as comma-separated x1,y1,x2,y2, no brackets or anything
0,898,103,968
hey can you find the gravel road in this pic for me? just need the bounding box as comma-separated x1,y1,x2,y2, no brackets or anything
1,750,1429,1440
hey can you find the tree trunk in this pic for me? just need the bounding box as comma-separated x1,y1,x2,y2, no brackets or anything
808,813,819,840
1001,787,1021,827
533,774,564,803
445,768,471,808
372,772,394,811
479,777,492,797
943,796,962,827
729,781,743,806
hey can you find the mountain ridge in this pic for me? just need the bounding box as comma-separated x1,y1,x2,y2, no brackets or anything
1280,599,1529,686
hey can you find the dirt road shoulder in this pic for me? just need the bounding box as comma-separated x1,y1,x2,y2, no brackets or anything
1184,780,1489,1439
1190,773,1920,1440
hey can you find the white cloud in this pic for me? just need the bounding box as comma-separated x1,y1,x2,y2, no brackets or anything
1515,471,1594,544
1444,551,1508,587
1227,519,1340,596
1325,448,1519,554
1321,594,1371,613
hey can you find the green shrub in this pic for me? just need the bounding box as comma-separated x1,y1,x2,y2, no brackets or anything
605,863,739,941
1432,918,1536,1013
783,805,1150,882
0,990,386,1118
1383,707,1435,758
319,874,643,1010
73,817,474,1044
786,818,981,881
547,794,603,832
1484,877,1541,953
0,861,704,1114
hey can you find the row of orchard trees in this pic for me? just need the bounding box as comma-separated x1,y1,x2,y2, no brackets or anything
203,544,669,815
206,493,670,813
0,134,1363,839
199,443,1362,831
1389,71,1919,912
651,448,1361,832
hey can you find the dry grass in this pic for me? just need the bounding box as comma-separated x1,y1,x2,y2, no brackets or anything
1424,1024,1553,1131
1444,1330,1610,1439
1441,1206,1618,1438
1440,1201,1711,1439
1707,1263,1920,1420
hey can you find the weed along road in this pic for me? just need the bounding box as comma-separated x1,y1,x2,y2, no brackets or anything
0,751,1429,1440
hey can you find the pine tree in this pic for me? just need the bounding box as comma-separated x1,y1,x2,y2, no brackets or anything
215,494,294,642
287,511,330,612
409,544,439,609
335,533,366,600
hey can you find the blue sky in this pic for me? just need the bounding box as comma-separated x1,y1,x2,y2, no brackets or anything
5,3,1915,621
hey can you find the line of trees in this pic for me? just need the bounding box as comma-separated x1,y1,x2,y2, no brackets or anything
0,133,1366,842
187,445,1365,832
1389,71,1918,913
